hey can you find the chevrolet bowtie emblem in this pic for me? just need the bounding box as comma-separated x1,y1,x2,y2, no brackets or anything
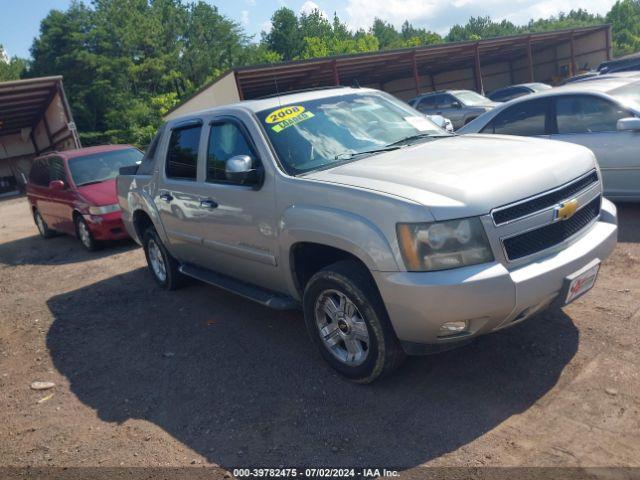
555,199,579,221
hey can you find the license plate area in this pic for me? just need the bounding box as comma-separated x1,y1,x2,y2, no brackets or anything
563,260,600,305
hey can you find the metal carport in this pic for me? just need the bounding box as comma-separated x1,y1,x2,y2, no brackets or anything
166,24,612,120
0,76,80,195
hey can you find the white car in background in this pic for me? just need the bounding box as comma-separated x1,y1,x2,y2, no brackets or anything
460,78,640,201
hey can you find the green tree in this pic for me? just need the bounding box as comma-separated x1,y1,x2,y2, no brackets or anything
606,0,640,56
446,16,518,42
265,7,302,60
0,45,28,81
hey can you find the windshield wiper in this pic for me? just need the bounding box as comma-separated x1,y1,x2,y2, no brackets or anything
76,178,110,187
388,132,451,146
334,145,402,161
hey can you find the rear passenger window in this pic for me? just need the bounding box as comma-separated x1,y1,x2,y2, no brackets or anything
483,99,548,136
29,159,49,186
49,157,67,183
555,95,631,134
166,125,202,180
416,96,436,112
207,121,256,184
436,94,456,109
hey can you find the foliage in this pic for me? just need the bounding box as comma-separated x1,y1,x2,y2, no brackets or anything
0,45,29,81
606,0,640,56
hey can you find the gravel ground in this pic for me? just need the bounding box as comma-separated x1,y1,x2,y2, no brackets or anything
0,196,639,475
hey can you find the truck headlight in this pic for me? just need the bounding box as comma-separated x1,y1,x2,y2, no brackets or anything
88,203,120,215
397,218,494,271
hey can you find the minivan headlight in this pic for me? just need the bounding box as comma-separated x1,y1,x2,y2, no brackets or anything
88,203,120,215
397,218,494,271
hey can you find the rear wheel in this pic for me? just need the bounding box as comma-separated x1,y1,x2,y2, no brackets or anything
75,216,99,251
302,259,405,383
34,210,54,239
142,227,184,290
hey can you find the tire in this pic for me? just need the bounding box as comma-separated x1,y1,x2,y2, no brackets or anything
303,259,405,383
34,209,55,239
75,215,99,251
142,227,184,290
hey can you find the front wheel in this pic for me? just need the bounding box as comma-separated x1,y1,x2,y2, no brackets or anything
303,260,405,383
75,216,99,251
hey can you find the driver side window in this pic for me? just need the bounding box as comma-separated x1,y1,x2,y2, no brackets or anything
207,120,257,184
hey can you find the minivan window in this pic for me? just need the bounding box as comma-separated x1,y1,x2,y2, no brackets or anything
207,121,256,184
555,95,632,134
166,125,201,180
29,159,50,186
69,148,144,187
49,157,67,183
484,99,548,136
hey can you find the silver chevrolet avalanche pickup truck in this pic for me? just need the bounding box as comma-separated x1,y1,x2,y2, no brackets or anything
117,87,618,383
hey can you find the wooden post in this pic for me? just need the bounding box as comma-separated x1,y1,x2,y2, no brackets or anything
332,59,340,86
430,74,436,92
569,31,577,76
474,43,483,94
29,130,40,156
412,51,420,95
42,116,53,149
234,71,244,100
605,28,612,61
527,36,534,82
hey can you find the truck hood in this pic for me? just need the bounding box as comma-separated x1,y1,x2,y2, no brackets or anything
77,178,118,206
305,134,597,220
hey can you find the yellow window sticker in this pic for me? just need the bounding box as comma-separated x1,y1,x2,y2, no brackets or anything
266,105,314,133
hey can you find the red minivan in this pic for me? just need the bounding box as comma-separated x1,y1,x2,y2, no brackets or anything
26,145,143,250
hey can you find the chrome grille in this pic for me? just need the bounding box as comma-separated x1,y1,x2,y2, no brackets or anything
502,197,601,261
492,170,599,225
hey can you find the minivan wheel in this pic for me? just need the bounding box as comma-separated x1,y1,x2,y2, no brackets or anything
142,227,184,290
33,210,54,239
75,216,99,251
303,259,405,383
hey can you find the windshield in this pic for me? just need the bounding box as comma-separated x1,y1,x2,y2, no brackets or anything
256,92,446,175
610,81,640,111
69,148,143,186
454,90,493,106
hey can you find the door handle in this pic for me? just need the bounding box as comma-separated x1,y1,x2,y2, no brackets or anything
200,199,218,209
159,193,173,202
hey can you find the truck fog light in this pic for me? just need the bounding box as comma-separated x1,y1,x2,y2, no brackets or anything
438,320,468,337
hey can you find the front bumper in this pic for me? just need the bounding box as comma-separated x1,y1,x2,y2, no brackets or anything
374,198,618,353
83,211,130,241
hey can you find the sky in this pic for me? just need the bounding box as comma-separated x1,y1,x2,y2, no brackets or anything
0,0,618,59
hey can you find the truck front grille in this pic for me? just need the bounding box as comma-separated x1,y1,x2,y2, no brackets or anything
492,171,599,225
502,197,600,261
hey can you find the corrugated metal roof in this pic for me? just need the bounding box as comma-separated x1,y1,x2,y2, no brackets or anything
0,76,64,137
167,24,611,116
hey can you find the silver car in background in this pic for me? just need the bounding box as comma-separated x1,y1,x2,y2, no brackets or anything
488,82,552,102
408,90,499,130
460,78,640,201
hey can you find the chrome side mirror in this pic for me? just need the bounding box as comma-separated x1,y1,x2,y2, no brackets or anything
225,155,261,186
617,117,640,131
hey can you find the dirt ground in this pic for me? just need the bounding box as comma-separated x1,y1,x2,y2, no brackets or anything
1,195,639,475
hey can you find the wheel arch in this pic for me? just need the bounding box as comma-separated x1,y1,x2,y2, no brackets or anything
280,205,399,298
